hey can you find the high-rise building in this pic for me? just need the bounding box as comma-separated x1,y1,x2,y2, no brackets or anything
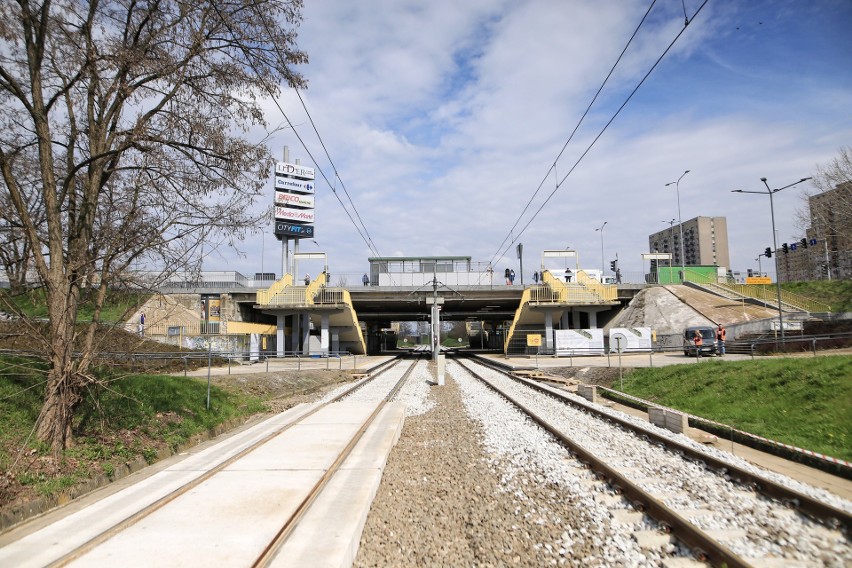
777,181,851,282
648,216,730,269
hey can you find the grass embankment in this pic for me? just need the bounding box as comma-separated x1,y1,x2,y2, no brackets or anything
1,288,148,323
0,355,264,503
781,280,852,312
619,355,852,461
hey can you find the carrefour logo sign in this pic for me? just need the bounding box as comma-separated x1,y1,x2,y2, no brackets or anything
275,177,314,193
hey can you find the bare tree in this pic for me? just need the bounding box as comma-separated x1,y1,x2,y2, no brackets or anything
0,0,307,451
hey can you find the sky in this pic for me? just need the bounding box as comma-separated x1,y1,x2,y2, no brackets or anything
209,0,852,284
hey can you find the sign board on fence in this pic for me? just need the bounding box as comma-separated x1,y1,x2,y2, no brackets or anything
608,327,652,352
770,320,803,331
527,334,542,347
746,276,772,284
554,329,604,356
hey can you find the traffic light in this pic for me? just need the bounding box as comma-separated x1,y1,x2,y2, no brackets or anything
800,238,807,249
782,243,789,254
609,260,617,272
764,247,772,258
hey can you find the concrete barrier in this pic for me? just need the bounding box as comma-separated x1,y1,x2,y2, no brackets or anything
577,384,598,403
649,407,688,435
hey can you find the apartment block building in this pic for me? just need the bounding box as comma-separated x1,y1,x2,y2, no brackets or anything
777,181,851,282
648,216,730,269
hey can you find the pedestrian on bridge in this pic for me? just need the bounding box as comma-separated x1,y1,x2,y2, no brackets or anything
565,268,572,282
362,273,369,286
304,274,311,286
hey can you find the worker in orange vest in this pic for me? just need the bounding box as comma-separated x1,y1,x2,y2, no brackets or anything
716,324,726,357
693,329,703,358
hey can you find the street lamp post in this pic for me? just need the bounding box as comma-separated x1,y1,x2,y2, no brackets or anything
665,170,690,280
732,176,811,341
595,221,607,275
662,219,676,266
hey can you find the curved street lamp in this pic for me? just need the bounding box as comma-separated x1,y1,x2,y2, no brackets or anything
665,170,690,278
731,176,811,340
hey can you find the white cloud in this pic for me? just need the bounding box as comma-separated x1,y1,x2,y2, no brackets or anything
222,0,852,284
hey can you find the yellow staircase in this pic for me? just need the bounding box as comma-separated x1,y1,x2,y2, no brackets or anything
503,270,618,354
256,273,366,354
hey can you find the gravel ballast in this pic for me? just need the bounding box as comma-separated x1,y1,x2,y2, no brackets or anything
355,361,667,566
353,359,851,566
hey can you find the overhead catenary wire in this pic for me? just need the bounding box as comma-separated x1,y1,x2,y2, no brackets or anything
487,0,709,274
487,0,660,274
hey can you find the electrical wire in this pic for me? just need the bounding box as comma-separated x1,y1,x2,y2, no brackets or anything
488,0,709,273
209,2,385,263
486,0,660,274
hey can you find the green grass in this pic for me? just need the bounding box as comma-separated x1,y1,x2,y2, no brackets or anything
0,288,149,323
0,354,265,498
781,280,852,312
620,355,852,461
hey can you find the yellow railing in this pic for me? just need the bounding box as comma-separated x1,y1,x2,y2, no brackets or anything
256,273,294,305
133,320,275,337
574,270,618,301
504,287,532,352
535,270,616,304
681,269,830,312
721,283,830,313
340,288,367,352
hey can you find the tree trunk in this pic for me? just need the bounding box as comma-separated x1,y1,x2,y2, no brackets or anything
35,366,81,452
34,283,82,452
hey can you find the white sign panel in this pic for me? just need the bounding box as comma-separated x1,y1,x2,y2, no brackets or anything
275,176,315,193
275,191,314,208
275,206,315,223
275,161,315,180
608,327,652,352
554,329,604,356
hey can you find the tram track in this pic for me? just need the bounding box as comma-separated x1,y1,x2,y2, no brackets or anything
2,356,418,568
452,356,851,567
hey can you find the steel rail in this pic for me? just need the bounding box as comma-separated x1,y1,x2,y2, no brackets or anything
252,359,419,567
468,354,852,531
456,358,759,568
45,355,408,568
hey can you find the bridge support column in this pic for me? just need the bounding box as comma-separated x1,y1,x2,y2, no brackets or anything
560,311,571,330
291,313,301,355
544,310,554,351
321,313,330,356
588,310,598,328
302,313,311,355
276,314,286,358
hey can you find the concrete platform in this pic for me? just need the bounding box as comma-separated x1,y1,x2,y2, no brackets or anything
0,401,405,568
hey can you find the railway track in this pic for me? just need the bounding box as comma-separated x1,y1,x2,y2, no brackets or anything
0,356,419,568
452,356,851,567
